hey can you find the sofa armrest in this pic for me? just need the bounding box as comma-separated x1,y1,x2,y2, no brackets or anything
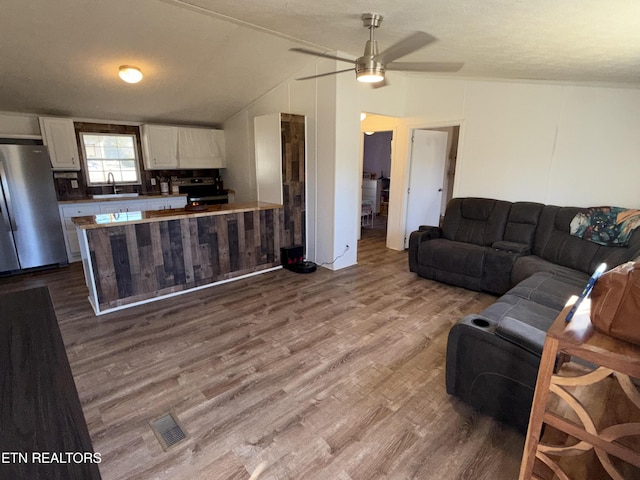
417,225,441,238
492,241,531,255
408,226,442,272
445,316,546,434
495,317,546,357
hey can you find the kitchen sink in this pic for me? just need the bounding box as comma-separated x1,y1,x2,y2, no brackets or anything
90,193,140,199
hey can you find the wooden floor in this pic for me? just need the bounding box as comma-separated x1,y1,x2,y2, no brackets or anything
1,222,525,480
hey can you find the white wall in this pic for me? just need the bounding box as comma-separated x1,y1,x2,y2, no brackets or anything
224,57,360,268
546,86,640,208
331,72,360,268
405,78,640,210
455,81,563,202
354,77,640,250
359,71,409,119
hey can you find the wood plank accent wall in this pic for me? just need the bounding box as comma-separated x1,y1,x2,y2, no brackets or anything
280,114,306,250
87,208,281,310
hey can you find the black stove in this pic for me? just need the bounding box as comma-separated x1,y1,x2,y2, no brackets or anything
172,177,228,205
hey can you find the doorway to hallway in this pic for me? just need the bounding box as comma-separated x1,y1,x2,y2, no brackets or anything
362,130,392,235
359,112,461,251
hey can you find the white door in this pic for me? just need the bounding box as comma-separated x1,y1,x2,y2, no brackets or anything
404,130,448,248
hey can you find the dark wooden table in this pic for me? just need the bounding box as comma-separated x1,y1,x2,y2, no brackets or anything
0,287,101,479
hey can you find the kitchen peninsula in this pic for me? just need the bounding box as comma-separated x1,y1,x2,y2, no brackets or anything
73,202,283,315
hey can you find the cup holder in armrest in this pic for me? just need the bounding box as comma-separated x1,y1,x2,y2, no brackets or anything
472,318,491,328
458,315,497,332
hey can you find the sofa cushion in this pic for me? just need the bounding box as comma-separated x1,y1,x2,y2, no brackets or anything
441,198,511,246
507,272,584,311
512,255,589,286
503,202,544,246
418,238,486,278
533,206,640,275
480,293,560,331
534,206,598,272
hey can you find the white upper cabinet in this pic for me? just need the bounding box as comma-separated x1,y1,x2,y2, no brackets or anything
39,117,80,170
141,124,179,169
177,127,225,168
141,125,225,169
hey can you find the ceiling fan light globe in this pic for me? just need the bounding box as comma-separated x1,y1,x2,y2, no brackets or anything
356,56,384,83
357,72,385,83
118,65,143,83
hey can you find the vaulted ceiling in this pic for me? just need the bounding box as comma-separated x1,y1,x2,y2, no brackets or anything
1,0,639,127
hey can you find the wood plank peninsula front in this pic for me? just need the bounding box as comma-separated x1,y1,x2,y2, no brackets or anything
73,202,283,315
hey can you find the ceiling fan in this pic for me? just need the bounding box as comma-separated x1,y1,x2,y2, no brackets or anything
290,13,463,86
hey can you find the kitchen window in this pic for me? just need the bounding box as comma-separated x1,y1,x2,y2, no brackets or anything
80,133,141,185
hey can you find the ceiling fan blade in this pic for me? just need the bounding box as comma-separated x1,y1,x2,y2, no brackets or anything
290,48,355,64
371,77,389,89
386,61,464,73
295,68,354,81
376,31,437,64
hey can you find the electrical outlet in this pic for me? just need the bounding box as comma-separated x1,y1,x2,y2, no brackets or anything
70,180,78,189
150,178,157,186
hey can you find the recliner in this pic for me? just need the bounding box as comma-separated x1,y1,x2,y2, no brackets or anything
409,198,544,295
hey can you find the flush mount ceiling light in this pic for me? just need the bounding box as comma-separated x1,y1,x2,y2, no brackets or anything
118,65,143,84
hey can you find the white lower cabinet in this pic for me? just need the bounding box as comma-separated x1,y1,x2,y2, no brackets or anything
58,196,187,262
166,197,188,209
98,201,147,214
59,204,99,263
144,197,187,210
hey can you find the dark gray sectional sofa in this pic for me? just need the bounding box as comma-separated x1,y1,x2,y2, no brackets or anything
408,197,640,433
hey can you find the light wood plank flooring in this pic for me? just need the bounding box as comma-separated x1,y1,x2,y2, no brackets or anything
1,226,525,479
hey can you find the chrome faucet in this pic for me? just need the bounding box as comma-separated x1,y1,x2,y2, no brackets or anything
107,171,120,194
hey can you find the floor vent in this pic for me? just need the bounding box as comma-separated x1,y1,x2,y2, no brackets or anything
150,412,187,451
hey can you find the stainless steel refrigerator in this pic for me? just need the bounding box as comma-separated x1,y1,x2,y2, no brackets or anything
0,144,67,273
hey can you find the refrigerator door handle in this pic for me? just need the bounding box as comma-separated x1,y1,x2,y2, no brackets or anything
0,161,17,232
